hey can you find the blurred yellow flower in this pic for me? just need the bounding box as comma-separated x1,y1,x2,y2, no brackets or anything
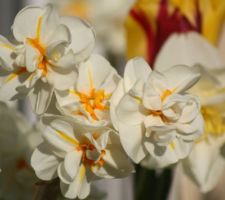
126,0,225,65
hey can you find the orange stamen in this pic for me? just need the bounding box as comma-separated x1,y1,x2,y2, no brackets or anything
161,89,172,102
71,88,111,121
26,16,49,76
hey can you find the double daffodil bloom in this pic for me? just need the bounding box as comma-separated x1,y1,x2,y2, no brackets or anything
0,4,95,114
56,54,120,127
31,115,134,199
112,58,203,167
126,0,225,65
155,31,225,192
53,0,135,53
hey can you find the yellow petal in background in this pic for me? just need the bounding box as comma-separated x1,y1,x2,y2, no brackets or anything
125,14,147,61
200,0,225,44
169,0,197,26
61,0,90,20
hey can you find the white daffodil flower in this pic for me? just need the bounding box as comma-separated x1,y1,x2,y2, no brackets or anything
31,115,134,199
154,31,225,192
112,57,203,168
0,4,95,114
55,54,120,127
53,0,135,54
0,103,42,200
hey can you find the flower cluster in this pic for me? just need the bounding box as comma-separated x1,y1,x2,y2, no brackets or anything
0,4,204,200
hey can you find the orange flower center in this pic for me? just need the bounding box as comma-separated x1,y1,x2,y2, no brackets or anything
56,130,106,168
71,88,111,120
149,89,175,122
76,143,106,168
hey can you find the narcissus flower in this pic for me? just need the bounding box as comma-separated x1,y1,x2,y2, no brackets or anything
0,4,95,114
56,54,120,127
155,31,225,192
31,115,134,199
126,0,225,65
53,0,135,53
112,58,203,167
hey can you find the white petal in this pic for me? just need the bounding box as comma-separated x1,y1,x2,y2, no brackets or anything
144,115,165,129
164,65,200,93
50,50,76,69
60,16,95,63
177,114,204,141
46,24,70,49
0,35,16,71
182,139,225,192
78,177,91,199
55,89,77,108
42,118,77,156
124,57,151,92
0,68,31,101
179,96,200,123
110,80,125,130
116,94,146,125
39,5,60,44
144,138,193,168
60,164,90,199
143,71,167,110
154,32,224,71
118,123,146,163
47,66,77,91
24,41,40,72
12,6,43,41
29,80,54,115
31,143,60,181
63,151,82,182
93,143,134,178
77,54,116,93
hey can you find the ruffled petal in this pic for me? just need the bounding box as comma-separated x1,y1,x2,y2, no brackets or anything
164,65,200,93
143,138,193,168
63,151,82,182
60,164,90,199
42,117,78,156
116,94,147,125
77,54,116,93
31,143,60,181
124,57,151,92
12,6,43,41
118,123,146,163
60,16,95,64
47,66,77,91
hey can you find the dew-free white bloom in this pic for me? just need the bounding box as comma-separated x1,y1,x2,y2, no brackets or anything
112,58,204,168
31,115,134,199
53,0,135,54
56,54,120,127
0,4,95,114
155,31,225,192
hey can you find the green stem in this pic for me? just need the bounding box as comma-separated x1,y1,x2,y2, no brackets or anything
135,166,172,200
